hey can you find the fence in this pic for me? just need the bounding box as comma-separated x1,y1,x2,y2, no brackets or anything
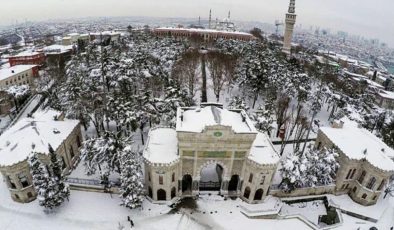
270,184,336,198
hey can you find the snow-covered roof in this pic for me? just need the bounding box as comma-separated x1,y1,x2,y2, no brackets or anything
43,44,73,54
176,105,257,134
0,109,80,167
248,133,280,165
143,127,179,164
320,118,394,171
10,50,41,58
377,90,394,100
154,27,253,37
0,65,36,81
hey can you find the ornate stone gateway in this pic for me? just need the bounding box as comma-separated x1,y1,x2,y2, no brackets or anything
144,104,280,203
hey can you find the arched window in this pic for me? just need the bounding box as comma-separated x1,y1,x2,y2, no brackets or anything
366,177,376,190
248,173,253,183
243,187,251,199
345,169,352,179
172,173,175,182
159,175,163,185
361,193,367,199
157,189,166,201
358,171,366,184
377,179,386,191
352,187,357,193
373,195,377,200
148,187,153,198
27,192,33,198
260,176,266,185
350,169,357,179
171,187,176,199
253,189,264,201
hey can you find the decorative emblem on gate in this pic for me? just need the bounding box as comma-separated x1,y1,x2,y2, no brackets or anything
214,131,222,137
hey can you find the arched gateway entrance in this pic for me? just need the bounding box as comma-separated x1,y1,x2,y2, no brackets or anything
199,163,223,191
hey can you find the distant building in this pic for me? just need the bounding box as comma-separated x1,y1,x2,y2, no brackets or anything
282,0,297,54
43,44,74,67
315,119,394,206
152,27,255,42
0,109,82,203
375,90,394,110
144,103,279,203
0,65,39,89
8,51,45,67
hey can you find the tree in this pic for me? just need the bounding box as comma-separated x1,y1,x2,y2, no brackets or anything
280,147,339,191
119,146,145,209
381,119,394,149
6,84,30,111
29,149,69,212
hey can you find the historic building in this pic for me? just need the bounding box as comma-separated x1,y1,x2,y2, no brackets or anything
144,103,280,203
0,64,39,89
282,0,296,54
8,51,46,67
152,27,255,42
0,109,82,203
315,118,394,206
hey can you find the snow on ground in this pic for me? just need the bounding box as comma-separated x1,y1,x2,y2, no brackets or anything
15,94,42,123
280,200,327,225
0,115,11,133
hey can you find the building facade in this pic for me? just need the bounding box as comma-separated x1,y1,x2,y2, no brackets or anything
144,104,280,204
8,51,45,67
282,0,297,54
153,28,255,42
315,119,394,206
0,110,82,203
0,65,39,89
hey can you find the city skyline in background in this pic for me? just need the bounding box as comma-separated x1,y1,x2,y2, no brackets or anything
0,0,393,47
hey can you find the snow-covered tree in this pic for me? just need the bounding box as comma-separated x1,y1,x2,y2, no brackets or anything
6,84,30,111
29,148,69,212
119,146,145,209
280,147,339,191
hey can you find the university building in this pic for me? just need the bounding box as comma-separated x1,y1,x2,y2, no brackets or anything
316,118,394,205
144,103,280,203
0,109,82,203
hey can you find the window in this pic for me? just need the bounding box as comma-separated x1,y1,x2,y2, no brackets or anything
345,184,349,189
317,142,322,149
248,173,253,183
353,187,357,193
69,146,75,159
366,177,376,190
62,156,67,169
6,176,16,189
172,173,175,182
159,175,163,185
14,194,20,200
148,173,151,182
345,169,352,179
260,175,266,185
377,180,386,191
341,184,346,189
350,169,356,179
27,192,33,198
373,195,377,200
358,171,366,184
18,174,29,188
361,193,367,199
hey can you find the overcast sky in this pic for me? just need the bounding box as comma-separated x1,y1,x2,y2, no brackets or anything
0,0,393,46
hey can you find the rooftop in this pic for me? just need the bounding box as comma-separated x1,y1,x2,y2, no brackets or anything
320,118,394,171
176,104,257,134
0,109,80,167
0,65,36,81
143,127,179,164
248,133,280,165
377,90,394,100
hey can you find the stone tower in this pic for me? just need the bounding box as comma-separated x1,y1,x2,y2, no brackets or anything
282,0,296,54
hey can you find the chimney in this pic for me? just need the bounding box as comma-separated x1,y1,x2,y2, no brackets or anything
332,120,344,129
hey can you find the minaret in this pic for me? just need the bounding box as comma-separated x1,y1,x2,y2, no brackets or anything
209,9,212,29
282,0,297,55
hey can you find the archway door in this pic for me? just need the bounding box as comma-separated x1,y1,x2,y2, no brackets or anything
182,174,193,194
228,175,240,192
243,187,251,199
253,189,264,201
199,163,223,191
157,189,166,201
